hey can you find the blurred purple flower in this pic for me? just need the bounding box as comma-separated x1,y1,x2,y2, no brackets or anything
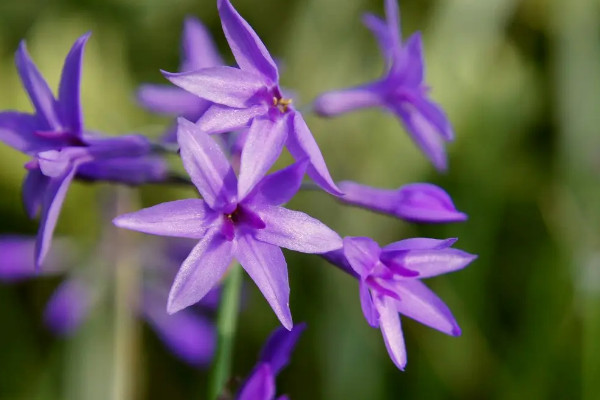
0,34,168,268
114,119,342,329
323,237,476,370
237,323,305,400
338,181,467,223
313,0,454,171
164,0,341,196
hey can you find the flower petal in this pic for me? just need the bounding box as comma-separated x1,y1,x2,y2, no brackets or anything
15,41,61,130
338,181,467,223
143,288,216,366
382,237,458,252
286,112,342,196
0,236,71,281
167,229,233,314
76,156,169,185
254,205,342,254
362,13,394,62
113,199,217,239
22,168,50,218
360,282,379,328
237,364,276,400
177,118,237,210
217,0,278,83
163,67,266,108
58,32,90,136
0,111,49,153
259,322,306,374
181,16,224,71
137,84,209,120
342,236,381,277
374,295,407,370
44,277,92,336
197,103,268,134
313,85,383,117
236,234,292,330
394,280,461,336
384,0,402,51
246,160,308,207
381,247,476,279
393,32,425,88
238,117,288,200
35,166,76,269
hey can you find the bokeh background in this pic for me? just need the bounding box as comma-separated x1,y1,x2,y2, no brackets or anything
0,0,597,399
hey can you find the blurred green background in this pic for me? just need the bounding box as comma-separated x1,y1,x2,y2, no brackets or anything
0,0,598,399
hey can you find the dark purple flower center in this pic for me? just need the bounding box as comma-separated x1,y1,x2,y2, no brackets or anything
222,204,266,241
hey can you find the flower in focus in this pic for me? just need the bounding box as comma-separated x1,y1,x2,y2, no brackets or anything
164,0,341,196
313,0,454,171
114,119,342,329
137,17,225,142
236,323,305,400
323,236,476,370
338,181,467,223
0,34,168,268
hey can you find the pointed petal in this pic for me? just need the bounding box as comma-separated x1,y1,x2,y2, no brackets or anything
0,236,71,282
143,288,215,366
22,168,50,218
177,118,237,210
44,277,92,336
287,112,342,196
381,247,476,279
137,84,209,119
238,117,288,200
342,236,381,277
313,85,383,117
259,322,306,374
384,0,401,51
163,67,266,108
246,160,308,206
197,103,268,134
389,100,448,171
254,205,342,254
238,364,276,400
394,280,461,336
362,13,394,62
337,181,467,223
396,32,425,87
113,199,217,239
236,234,292,330
360,282,379,328
374,295,407,370
181,16,224,71
217,0,278,83
167,229,233,314
0,111,48,153
35,167,76,269
15,41,61,130
58,33,90,136
382,237,458,252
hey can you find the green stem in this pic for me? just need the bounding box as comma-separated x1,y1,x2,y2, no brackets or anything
207,264,243,400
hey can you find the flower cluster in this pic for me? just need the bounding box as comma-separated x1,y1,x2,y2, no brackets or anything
0,0,476,396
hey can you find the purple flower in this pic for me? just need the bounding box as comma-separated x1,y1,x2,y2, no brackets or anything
323,237,476,370
163,0,341,196
237,323,305,400
114,119,342,329
137,16,224,142
313,0,454,171
0,34,168,268
338,181,467,223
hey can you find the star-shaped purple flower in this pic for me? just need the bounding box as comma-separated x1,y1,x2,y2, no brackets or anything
323,236,476,370
0,33,168,268
313,0,454,171
236,323,305,400
114,118,342,329
163,0,341,198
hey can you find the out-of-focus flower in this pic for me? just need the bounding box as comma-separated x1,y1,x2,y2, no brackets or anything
313,0,454,171
164,0,341,196
114,119,342,329
0,235,217,366
236,323,305,400
323,237,476,370
0,34,168,268
338,181,467,223
137,17,225,142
